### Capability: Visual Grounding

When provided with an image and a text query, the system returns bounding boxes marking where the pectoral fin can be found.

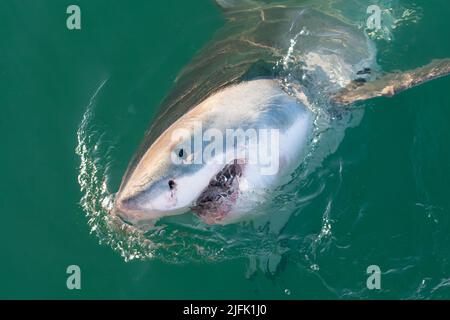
[332,59,450,105]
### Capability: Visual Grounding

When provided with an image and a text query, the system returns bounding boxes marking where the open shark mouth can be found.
[191,160,243,224]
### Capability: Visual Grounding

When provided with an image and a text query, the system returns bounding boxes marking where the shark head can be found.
[113,79,312,227]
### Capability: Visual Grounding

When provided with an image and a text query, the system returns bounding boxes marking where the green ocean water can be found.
[1,0,450,299]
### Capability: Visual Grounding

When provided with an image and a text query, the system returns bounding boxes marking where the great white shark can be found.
[112,0,450,228]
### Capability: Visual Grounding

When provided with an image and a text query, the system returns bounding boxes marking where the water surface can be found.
[1,0,450,299]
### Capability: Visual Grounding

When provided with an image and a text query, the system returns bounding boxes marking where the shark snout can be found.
[112,182,192,225]
[112,193,151,225]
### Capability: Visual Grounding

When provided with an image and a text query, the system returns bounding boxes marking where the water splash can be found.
[76,79,156,262]
[365,4,422,41]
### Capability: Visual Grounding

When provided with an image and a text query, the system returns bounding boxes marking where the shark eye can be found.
[176,148,187,159]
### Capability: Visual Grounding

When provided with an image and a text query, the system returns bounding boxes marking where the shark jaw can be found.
[191,160,243,224]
